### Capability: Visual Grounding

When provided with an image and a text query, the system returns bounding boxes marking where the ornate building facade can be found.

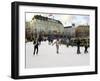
[27,15,64,35]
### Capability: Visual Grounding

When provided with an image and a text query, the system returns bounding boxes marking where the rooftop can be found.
[32,15,63,25]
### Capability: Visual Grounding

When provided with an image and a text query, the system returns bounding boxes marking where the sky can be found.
[26,12,89,27]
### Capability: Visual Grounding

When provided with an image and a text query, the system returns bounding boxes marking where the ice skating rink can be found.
[25,41,90,68]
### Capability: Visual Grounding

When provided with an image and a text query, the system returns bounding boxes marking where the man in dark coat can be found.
[77,38,81,54]
[33,38,39,55]
[84,39,88,54]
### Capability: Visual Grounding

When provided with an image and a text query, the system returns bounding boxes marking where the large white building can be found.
[26,15,64,35]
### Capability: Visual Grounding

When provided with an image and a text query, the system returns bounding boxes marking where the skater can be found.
[38,35,42,45]
[33,38,39,55]
[48,35,53,45]
[66,38,69,47]
[76,38,81,54]
[52,38,61,54]
[84,39,88,54]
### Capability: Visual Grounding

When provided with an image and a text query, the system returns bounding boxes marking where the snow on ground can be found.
[25,40,90,68]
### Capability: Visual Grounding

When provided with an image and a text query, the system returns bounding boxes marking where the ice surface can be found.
[25,41,90,68]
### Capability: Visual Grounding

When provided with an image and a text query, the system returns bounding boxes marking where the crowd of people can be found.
[32,35,89,55]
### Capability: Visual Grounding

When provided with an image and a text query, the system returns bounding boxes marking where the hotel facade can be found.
[26,15,64,36]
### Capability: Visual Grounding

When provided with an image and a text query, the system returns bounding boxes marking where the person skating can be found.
[38,34,42,45]
[84,39,88,54]
[33,38,39,55]
[66,38,69,47]
[48,35,53,45]
[77,38,81,54]
[52,38,61,54]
